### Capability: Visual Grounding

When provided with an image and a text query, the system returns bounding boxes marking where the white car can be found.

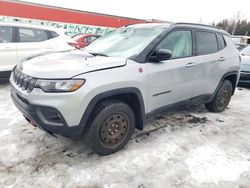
[239,45,250,84]
[0,22,78,80]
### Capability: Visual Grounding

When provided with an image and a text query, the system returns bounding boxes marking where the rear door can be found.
[192,30,222,95]
[16,27,56,63]
[0,26,17,72]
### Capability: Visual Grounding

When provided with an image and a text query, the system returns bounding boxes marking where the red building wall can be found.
[0,0,147,28]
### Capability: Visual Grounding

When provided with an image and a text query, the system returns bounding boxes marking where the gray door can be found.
[146,30,199,113]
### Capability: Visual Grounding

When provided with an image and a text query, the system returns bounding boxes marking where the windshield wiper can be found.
[89,52,109,57]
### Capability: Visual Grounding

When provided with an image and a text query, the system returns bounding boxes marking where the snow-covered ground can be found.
[0,83,250,188]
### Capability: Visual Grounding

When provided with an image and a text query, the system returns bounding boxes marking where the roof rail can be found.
[173,22,222,30]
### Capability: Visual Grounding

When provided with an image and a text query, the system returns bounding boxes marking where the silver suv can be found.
[10,23,240,155]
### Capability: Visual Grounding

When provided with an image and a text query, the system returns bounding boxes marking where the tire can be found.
[206,80,233,112]
[85,100,135,155]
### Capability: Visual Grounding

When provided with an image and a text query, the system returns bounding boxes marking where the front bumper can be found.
[10,70,93,138]
[11,88,83,138]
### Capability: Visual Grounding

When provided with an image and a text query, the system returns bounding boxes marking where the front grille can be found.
[13,67,37,92]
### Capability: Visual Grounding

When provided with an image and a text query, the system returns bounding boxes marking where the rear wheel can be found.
[85,100,135,155]
[206,80,233,112]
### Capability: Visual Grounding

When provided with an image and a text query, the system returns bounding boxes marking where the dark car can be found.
[73,34,100,48]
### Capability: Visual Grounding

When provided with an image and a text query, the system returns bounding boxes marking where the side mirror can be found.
[156,49,172,61]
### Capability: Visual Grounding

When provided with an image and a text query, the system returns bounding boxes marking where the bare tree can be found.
[216,11,246,35]
[231,11,244,35]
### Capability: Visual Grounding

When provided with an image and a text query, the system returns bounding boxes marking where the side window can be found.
[195,31,218,55]
[0,26,13,43]
[84,37,90,43]
[217,34,226,50]
[90,36,98,42]
[157,30,192,59]
[85,36,96,44]
[49,31,59,39]
[19,28,48,42]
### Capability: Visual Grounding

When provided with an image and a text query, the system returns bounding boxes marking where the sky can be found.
[20,0,250,24]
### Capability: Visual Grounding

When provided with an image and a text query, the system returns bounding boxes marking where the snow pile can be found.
[186,144,250,183]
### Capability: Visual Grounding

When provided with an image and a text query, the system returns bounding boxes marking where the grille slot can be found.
[13,67,36,92]
[16,93,30,105]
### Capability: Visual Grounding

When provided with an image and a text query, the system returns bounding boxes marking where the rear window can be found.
[195,31,218,55]
[0,26,13,43]
[19,27,48,42]
[49,31,59,39]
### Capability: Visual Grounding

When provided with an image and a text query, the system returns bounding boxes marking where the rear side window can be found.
[217,34,226,50]
[19,28,48,42]
[195,31,218,55]
[0,26,13,43]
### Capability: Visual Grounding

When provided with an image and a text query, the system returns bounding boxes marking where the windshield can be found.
[84,27,162,58]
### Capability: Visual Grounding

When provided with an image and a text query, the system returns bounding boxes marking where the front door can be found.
[147,30,200,113]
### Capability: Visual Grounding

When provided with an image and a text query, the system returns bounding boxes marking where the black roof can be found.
[126,23,171,29]
[126,22,229,36]
[172,22,229,35]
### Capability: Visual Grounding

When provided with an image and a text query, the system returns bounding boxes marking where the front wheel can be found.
[206,80,233,112]
[85,100,135,155]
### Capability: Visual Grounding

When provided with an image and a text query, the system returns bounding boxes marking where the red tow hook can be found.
[24,116,37,127]
[30,121,37,127]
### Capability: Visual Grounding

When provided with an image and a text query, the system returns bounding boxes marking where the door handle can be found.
[185,62,196,68]
[218,57,225,61]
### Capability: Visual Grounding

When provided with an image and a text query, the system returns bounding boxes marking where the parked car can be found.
[231,35,250,44]
[239,45,250,85]
[0,22,79,81]
[73,34,100,48]
[10,23,240,155]
[234,43,248,51]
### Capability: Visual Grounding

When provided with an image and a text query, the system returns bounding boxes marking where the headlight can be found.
[35,79,85,92]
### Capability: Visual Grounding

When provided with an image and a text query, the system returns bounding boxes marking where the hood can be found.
[17,50,127,79]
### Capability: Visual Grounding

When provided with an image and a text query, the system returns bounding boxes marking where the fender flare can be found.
[78,87,146,134]
[213,71,239,97]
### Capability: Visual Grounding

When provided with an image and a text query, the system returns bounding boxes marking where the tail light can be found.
[67,42,80,49]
